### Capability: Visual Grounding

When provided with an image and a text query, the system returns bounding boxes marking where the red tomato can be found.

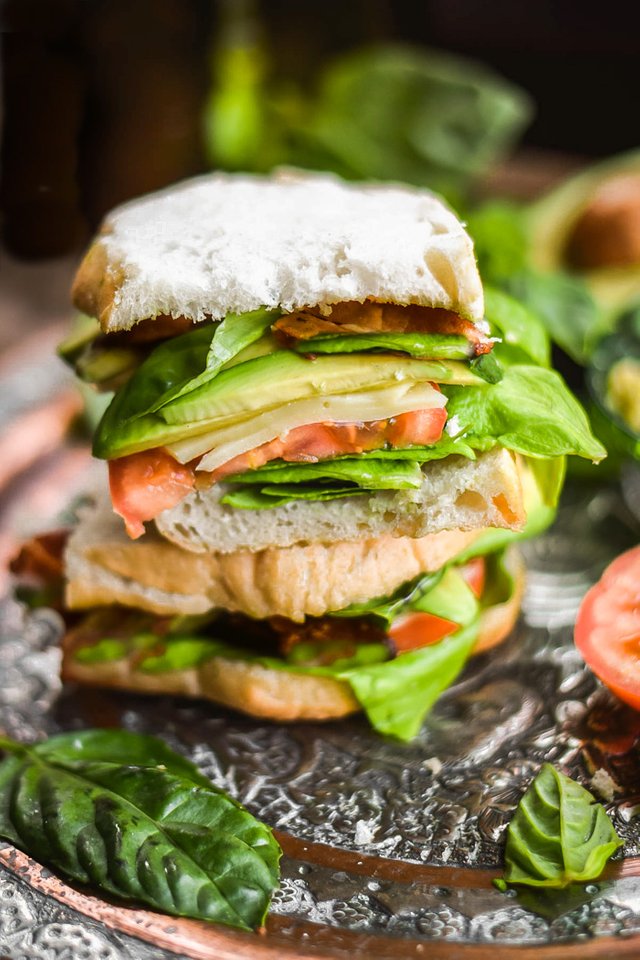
[389,611,458,653]
[109,449,196,539]
[460,556,486,599]
[388,558,486,653]
[575,545,640,710]
[386,407,446,447]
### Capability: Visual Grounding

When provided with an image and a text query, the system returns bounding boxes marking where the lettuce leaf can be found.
[291,332,473,360]
[484,286,550,368]
[335,564,481,630]
[443,366,606,461]
[337,623,478,739]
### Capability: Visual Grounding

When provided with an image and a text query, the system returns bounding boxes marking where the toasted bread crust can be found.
[70,170,484,332]
[62,547,524,723]
[65,496,486,621]
[71,240,126,331]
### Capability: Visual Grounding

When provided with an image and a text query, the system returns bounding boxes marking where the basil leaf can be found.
[96,309,278,430]
[100,324,215,424]
[326,437,482,460]
[227,458,424,489]
[0,730,281,930]
[221,485,366,509]
[502,763,622,888]
[291,332,473,360]
[443,366,606,461]
[470,352,503,383]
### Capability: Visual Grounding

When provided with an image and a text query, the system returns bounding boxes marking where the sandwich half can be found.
[56,170,605,739]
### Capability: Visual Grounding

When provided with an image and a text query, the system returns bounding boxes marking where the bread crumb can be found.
[354,819,377,845]
[591,768,616,802]
[422,756,443,775]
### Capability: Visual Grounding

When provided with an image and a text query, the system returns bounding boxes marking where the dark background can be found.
[1,0,639,260]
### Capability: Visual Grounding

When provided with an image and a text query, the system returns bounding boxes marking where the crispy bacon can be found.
[10,530,68,582]
[273,301,493,356]
[269,615,387,664]
[115,314,199,345]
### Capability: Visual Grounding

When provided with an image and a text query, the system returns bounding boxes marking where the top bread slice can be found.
[72,169,484,332]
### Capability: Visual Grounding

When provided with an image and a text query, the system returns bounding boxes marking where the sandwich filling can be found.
[14,525,521,740]
[64,292,605,540]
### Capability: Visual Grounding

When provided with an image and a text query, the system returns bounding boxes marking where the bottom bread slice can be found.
[66,493,486,621]
[62,547,525,722]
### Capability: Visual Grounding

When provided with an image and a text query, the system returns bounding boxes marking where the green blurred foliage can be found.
[204,15,532,204]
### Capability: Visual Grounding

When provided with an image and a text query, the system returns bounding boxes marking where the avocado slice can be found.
[94,352,481,460]
[527,149,640,314]
[587,303,640,451]
[57,313,101,364]
[158,352,480,426]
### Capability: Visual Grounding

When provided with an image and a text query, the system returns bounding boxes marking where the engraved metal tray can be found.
[2,332,640,959]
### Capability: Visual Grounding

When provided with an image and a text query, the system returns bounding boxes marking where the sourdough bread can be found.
[72,169,484,332]
[155,447,524,554]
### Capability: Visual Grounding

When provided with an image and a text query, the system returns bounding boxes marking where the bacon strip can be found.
[273,301,493,355]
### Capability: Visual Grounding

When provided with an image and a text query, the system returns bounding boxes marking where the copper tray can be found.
[2,329,640,960]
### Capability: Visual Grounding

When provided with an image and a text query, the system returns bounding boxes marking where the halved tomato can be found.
[575,545,640,711]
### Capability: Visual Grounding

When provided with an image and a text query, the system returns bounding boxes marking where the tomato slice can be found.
[459,556,486,599]
[575,545,640,710]
[388,558,486,653]
[389,611,458,653]
[108,405,447,536]
[109,449,196,539]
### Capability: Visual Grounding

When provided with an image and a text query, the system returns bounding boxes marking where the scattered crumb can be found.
[354,820,377,845]
[591,768,617,802]
[422,756,443,775]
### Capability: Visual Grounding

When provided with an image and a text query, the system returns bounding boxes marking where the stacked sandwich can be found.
[58,170,604,739]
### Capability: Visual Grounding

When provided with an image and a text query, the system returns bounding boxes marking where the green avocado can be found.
[57,313,101,364]
[157,352,479,425]
[94,351,480,460]
[527,149,640,314]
